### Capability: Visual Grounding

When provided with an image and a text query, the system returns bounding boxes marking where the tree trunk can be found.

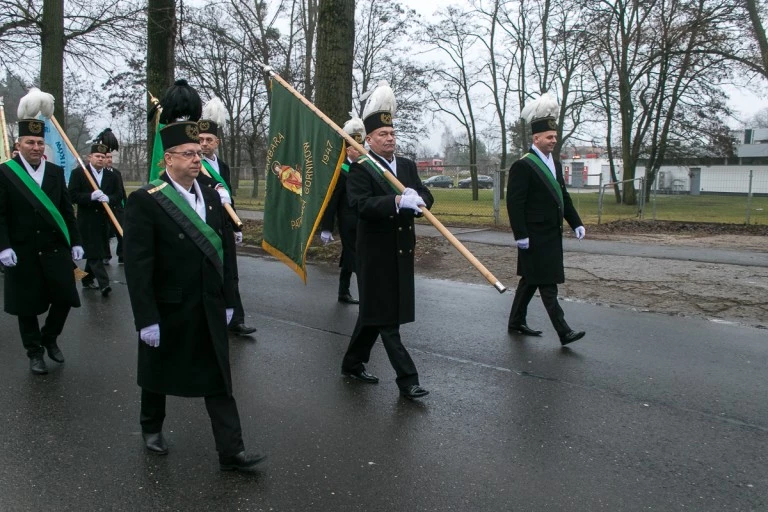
[146,0,176,180]
[40,0,65,127]
[315,0,354,126]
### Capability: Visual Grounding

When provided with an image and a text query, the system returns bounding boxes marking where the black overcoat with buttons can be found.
[123,173,237,397]
[0,157,81,315]
[506,150,582,285]
[346,154,433,326]
[68,165,122,259]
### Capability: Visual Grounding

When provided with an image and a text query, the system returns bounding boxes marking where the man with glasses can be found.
[123,80,264,472]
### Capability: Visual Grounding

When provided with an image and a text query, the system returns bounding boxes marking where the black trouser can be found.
[508,277,570,336]
[83,258,109,290]
[338,268,355,296]
[17,304,71,358]
[228,280,246,328]
[140,389,245,457]
[341,318,419,390]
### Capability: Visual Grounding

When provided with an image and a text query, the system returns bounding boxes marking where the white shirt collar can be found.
[370,150,397,176]
[531,145,557,178]
[167,174,206,221]
[19,154,45,186]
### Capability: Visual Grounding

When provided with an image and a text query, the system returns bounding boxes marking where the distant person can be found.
[0,117,84,374]
[102,133,126,264]
[68,141,122,296]
[319,116,365,305]
[506,93,586,346]
[198,99,257,337]
[340,82,434,400]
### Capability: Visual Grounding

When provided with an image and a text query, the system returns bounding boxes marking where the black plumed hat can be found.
[158,80,203,150]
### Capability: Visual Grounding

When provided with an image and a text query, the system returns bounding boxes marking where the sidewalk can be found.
[238,209,768,268]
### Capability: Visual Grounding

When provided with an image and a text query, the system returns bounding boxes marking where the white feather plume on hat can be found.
[17,87,55,119]
[361,80,396,119]
[342,112,366,138]
[202,97,228,126]
[520,92,559,123]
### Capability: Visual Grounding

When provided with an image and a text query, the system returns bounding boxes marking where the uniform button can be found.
[398,227,402,231]
[178,233,185,239]
[398,250,403,254]
[389,216,394,219]
[53,249,58,252]
[409,249,412,254]
[408,226,412,231]
[36,230,40,234]
[38,251,42,255]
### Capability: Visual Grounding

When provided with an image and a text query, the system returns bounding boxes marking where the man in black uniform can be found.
[506,95,587,346]
[198,101,257,337]
[102,131,127,264]
[319,116,365,305]
[340,83,433,400]
[68,142,122,296]
[124,80,264,472]
[0,118,84,374]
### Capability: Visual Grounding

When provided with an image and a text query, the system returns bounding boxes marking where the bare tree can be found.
[147,0,176,179]
[315,0,354,126]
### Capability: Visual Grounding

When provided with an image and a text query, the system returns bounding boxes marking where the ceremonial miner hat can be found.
[199,97,227,136]
[93,128,119,154]
[158,79,203,150]
[520,92,560,134]
[18,119,45,138]
[361,80,396,135]
[342,113,366,144]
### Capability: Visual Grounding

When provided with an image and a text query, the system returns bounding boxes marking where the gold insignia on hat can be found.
[353,133,363,144]
[198,120,210,131]
[381,113,392,125]
[29,121,43,134]
[186,124,200,140]
[98,144,108,153]
[547,119,557,130]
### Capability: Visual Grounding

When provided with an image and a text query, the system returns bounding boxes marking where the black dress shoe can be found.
[341,368,379,384]
[560,330,586,346]
[219,451,266,472]
[228,324,257,336]
[30,356,48,375]
[401,384,429,400]
[101,286,112,297]
[338,293,359,305]
[142,432,168,455]
[508,323,543,336]
[45,343,65,363]
[82,281,99,290]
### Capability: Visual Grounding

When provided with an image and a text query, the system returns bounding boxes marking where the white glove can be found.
[398,193,426,213]
[516,238,530,250]
[0,248,17,267]
[574,226,586,240]
[402,187,419,197]
[91,190,108,202]
[320,230,334,245]
[140,324,160,347]
[97,192,109,203]
[226,308,234,325]
[234,231,243,245]
[71,245,84,260]
[215,184,232,205]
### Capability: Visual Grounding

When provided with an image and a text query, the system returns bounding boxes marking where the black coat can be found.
[320,163,357,272]
[68,166,122,258]
[123,173,237,397]
[346,154,433,325]
[506,150,582,285]
[0,157,81,315]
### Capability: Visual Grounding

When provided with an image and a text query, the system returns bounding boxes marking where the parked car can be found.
[423,175,455,188]
[458,175,494,189]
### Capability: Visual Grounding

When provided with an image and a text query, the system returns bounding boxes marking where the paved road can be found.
[0,255,766,511]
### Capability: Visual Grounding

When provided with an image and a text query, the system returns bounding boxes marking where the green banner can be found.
[148,122,166,182]
[262,79,344,282]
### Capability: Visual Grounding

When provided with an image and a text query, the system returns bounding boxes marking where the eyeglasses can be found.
[167,150,203,159]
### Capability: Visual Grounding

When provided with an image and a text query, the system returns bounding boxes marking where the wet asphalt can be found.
[0,250,766,511]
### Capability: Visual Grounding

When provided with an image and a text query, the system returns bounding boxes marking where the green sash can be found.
[523,152,563,206]
[356,155,399,193]
[3,159,71,245]
[147,179,224,276]
[201,159,231,195]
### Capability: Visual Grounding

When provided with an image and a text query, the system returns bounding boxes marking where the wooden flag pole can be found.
[266,70,506,293]
[47,115,123,237]
[148,92,244,230]
[0,97,10,158]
